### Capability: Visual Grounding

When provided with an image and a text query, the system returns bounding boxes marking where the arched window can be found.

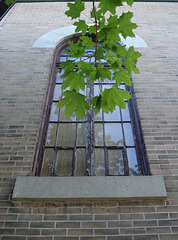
[33,36,150,177]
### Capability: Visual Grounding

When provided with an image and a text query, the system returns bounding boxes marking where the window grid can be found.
[40,45,144,177]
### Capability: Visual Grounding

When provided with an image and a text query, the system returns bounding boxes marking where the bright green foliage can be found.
[5,0,14,6]
[65,0,84,19]
[118,12,137,38]
[57,90,89,120]
[58,0,142,119]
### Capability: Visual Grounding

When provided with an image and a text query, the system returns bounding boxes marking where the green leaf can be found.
[90,9,103,20]
[58,90,89,120]
[61,60,75,73]
[5,0,14,6]
[61,71,85,91]
[99,0,123,15]
[74,20,88,35]
[80,36,94,50]
[105,50,122,71]
[113,69,131,86]
[91,95,102,115]
[65,0,84,19]
[125,0,134,6]
[66,40,85,58]
[118,11,137,38]
[124,46,142,73]
[101,86,131,113]
[94,47,105,60]
[89,25,96,35]
[96,64,111,82]
[77,62,97,81]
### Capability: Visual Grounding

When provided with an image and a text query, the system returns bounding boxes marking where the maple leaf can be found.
[80,36,94,50]
[91,95,102,115]
[118,11,137,38]
[77,62,97,81]
[96,64,111,82]
[124,46,142,73]
[105,50,122,71]
[113,69,131,86]
[65,0,84,19]
[61,71,85,91]
[65,40,85,58]
[58,90,89,120]
[74,20,88,35]
[99,0,123,15]
[101,86,131,113]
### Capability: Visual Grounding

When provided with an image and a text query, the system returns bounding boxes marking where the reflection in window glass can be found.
[104,106,121,121]
[105,123,123,146]
[46,123,57,146]
[127,148,140,175]
[41,149,53,176]
[77,123,86,146]
[123,123,134,146]
[95,148,105,176]
[60,107,76,122]
[53,85,62,101]
[122,104,131,121]
[58,123,76,146]
[95,123,103,146]
[108,149,124,175]
[50,102,59,121]
[56,150,73,176]
[75,148,85,176]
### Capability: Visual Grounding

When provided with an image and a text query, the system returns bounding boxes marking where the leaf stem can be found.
[92,0,98,67]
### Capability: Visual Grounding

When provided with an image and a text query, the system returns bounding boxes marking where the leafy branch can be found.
[58,0,142,120]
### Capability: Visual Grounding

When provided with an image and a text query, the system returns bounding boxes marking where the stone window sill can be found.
[12,175,167,201]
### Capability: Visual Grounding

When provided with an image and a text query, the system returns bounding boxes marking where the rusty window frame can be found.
[33,37,151,177]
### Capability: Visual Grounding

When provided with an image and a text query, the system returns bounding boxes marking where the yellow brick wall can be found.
[0,2,178,240]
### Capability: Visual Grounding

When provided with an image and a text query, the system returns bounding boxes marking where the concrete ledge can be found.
[12,176,167,201]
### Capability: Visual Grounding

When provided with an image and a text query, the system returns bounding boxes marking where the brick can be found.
[30,222,55,228]
[159,234,178,240]
[94,229,119,235]
[82,221,106,228]
[94,214,118,221]
[120,227,146,235]
[56,221,80,228]
[68,229,93,236]
[16,229,40,235]
[43,214,68,221]
[41,229,66,235]
[69,215,93,221]
[133,235,159,240]
[108,221,132,228]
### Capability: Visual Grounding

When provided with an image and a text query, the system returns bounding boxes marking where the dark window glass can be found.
[34,39,150,177]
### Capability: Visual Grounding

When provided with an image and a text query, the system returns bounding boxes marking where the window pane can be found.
[95,110,102,121]
[50,102,59,121]
[104,106,121,121]
[41,149,53,176]
[75,148,85,176]
[46,123,57,146]
[127,148,140,176]
[108,149,124,175]
[59,107,76,122]
[77,123,86,146]
[56,150,73,176]
[95,148,105,176]
[121,104,130,121]
[56,69,64,83]
[123,123,134,146]
[58,123,76,146]
[105,123,123,146]
[53,85,62,101]
[95,123,103,146]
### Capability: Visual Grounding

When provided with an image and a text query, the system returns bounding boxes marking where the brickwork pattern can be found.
[0,2,178,239]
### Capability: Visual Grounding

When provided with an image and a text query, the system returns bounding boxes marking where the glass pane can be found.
[56,69,65,83]
[60,107,76,122]
[77,123,86,146]
[104,106,121,121]
[50,102,59,121]
[95,123,104,146]
[75,148,85,176]
[105,123,123,146]
[95,110,102,121]
[58,123,76,146]
[41,149,53,176]
[127,148,140,176]
[53,85,62,101]
[46,123,57,146]
[95,148,105,176]
[121,104,130,121]
[108,149,124,175]
[56,150,73,176]
[123,123,135,146]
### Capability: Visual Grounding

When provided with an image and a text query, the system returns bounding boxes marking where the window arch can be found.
[33,36,150,177]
